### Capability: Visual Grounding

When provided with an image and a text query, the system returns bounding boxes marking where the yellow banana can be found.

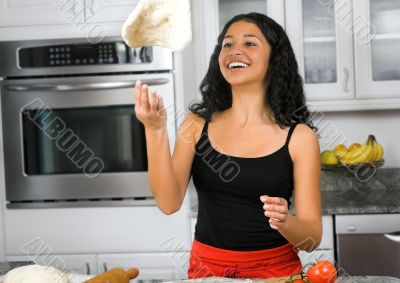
[369,137,379,162]
[340,135,375,165]
[338,143,360,163]
[369,135,384,162]
[374,141,384,161]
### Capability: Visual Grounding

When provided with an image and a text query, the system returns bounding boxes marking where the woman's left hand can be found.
[260,195,290,230]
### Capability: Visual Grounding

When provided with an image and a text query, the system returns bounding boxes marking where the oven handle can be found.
[4,78,170,92]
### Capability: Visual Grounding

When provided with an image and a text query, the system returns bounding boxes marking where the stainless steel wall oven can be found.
[0,37,176,208]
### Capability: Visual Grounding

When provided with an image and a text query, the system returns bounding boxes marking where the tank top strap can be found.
[284,123,299,146]
[201,120,209,135]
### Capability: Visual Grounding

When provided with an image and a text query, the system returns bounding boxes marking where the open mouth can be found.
[228,61,250,70]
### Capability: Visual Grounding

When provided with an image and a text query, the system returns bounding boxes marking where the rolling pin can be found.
[83,267,139,283]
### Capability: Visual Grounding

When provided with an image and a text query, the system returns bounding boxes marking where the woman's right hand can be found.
[134,80,167,132]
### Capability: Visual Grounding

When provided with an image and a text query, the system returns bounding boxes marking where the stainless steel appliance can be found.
[0,37,176,208]
[336,214,400,277]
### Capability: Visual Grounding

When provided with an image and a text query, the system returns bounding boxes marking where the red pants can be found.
[188,240,302,279]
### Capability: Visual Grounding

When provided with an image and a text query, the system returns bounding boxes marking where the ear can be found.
[122,0,192,52]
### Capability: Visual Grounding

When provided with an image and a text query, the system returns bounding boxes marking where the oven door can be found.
[1,72,175,208]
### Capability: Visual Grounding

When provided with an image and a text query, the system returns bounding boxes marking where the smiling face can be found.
[218,20,272,87]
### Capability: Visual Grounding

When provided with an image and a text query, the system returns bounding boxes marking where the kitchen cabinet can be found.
[285,0,354,102]
[0,0,138,40]
[354,0,400,99]
[84,0,139,23]
[286,0,400,111]
[0,0,85,26]
[6,254,98,275]
[98,253,189,280]
[4,206,191,255]
[0,0,138,27]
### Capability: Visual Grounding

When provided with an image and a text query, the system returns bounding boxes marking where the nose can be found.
[229,47,243,56]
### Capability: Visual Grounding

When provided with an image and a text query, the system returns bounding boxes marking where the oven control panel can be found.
[18,42,153,68]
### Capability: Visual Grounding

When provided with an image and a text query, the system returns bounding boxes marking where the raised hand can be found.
[134,80,167,131]
[260,195,290,230]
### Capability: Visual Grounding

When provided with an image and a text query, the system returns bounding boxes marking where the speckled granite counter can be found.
[320,168,400,215]
[336,276,400,282]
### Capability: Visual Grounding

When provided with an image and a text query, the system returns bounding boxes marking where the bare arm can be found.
[261,124,322,252]
[135,81,201,214]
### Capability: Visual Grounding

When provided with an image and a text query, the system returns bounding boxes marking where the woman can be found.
[135,12,322,279]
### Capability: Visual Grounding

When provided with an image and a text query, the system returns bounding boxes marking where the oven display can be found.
[18,42,153,68]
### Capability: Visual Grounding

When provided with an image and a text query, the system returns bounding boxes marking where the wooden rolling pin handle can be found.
[126,268,140,279]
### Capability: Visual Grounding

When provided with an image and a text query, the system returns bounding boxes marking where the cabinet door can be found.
[0,0,85,26]
[298,249,335,267]
[354,0,400,98]
[319,215,334,250]
[98,253,190,280]
[286,0,354,101]
[6,254,97,275]
[84,0,139,23]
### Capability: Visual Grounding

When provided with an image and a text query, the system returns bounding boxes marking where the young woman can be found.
[135,13,321,279]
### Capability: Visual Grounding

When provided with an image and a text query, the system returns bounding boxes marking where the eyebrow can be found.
[223,34,262,41]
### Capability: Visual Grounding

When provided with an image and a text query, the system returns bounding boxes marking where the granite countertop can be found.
[190,168,400,217]
[320,168,400,215]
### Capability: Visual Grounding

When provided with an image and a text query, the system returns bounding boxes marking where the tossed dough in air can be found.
[121,0,192,52]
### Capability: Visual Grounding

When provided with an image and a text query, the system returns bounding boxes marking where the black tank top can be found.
[190,120,298,251]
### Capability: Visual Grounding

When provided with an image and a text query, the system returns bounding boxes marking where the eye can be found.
[245,42,256,47]
[223,42,232,48]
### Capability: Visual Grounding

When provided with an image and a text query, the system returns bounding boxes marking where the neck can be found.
[227,83,271,128]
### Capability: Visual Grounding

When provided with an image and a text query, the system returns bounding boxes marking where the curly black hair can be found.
[188,12,317,131]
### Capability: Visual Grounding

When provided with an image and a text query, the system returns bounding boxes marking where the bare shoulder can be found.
[289,123,320,161]
[177,112,206,145]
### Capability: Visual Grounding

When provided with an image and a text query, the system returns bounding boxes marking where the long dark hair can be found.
[188,12,317,131]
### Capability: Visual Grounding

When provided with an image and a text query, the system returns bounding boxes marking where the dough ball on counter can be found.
[4,264,70,283]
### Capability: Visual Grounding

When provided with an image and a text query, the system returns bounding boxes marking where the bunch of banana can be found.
[336,135,384,165]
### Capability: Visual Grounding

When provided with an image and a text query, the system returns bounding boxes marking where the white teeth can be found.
[228,61,249,69]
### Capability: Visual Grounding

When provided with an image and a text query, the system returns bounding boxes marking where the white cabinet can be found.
[285,0,354,101]
[6,254,98,275]
[0,0,138,40]
[84,0,139,23]
[0,0,85,26]
[354,0,400,99]
[0,0,137,27]
[97,253,189,280]
[298,215,335,267]
[4,206,190,255]
[286,0,400,111]
[190,217,197,242]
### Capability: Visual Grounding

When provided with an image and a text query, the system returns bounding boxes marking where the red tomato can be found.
[292,280,307,283]
[306,260,337,283]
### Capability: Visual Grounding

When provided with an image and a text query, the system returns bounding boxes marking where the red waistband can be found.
[191,239,298,263]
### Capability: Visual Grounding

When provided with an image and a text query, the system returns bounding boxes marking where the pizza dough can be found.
[3,264,70,283]
[121,0,192,52]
